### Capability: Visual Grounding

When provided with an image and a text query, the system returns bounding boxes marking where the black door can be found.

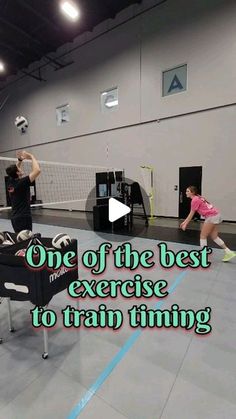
[179,166,202,219]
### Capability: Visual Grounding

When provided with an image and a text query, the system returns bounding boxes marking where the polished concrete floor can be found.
[0,215,235,419]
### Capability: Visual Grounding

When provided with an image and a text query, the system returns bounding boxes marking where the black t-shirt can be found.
[7,176,32,218]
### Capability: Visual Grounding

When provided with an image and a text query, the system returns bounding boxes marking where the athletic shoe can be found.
[222,251,236,262]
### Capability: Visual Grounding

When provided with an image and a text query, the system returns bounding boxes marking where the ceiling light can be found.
[60,1,79,21]
[0,61,5,72]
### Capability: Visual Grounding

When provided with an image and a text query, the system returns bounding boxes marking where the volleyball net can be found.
[0,156,122,211]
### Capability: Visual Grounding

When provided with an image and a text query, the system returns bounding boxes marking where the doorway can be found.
[179,166,202,219]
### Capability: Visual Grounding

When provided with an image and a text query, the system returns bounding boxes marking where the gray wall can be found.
[0,0,235,220]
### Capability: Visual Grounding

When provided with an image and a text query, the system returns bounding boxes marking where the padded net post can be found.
[140,165,157,219]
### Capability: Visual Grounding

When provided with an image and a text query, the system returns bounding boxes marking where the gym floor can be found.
[2,209,236,247]
[0,214,235,419]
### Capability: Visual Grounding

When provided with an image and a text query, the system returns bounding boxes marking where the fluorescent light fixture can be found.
[0,61,5,72]
[60,1,79,21]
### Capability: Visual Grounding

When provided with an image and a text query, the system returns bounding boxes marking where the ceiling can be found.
[0,0,143,83]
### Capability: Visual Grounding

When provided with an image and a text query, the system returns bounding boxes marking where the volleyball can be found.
[17,230,33,242]
[52,233,71,249]
[14,115,28,133]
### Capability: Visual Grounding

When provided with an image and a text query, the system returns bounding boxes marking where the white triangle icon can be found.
[109,198,131,222]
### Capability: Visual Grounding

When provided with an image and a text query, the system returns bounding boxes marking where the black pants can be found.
[11,216,32,233]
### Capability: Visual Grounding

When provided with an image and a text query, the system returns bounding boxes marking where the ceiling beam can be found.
[21,68,46,82]
[15,0,61,33]
[0,16,49,49]
[0,40,34,60]
[0,16,67,69]
[103,0,117,19]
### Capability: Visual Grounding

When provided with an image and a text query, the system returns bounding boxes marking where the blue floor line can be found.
[67,270,187,419]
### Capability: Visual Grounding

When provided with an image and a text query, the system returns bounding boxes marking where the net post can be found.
[140,165,157,220]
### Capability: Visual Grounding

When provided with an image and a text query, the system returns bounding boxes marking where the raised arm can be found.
[20,151,41,182]
[16,150,24,170]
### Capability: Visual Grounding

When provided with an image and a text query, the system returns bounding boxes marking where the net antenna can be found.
[0,156,120,211]
[140,165,157,220]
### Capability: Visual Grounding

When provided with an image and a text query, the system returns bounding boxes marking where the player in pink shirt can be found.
[180,186,236,262]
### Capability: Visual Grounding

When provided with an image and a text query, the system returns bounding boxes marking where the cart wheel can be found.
[0,338,3,344]
[42,352,48,360]
[9,328,15,333]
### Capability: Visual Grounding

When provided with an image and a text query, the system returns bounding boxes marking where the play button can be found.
[85,175,150,241]
[109,198,131,222]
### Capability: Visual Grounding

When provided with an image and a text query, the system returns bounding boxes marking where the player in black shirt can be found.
[6,151,41,233]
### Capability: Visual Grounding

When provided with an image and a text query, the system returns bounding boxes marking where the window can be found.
[101,87,118,112]
[56,104,70,126]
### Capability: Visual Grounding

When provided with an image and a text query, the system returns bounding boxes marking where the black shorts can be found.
[11,216,32,233]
